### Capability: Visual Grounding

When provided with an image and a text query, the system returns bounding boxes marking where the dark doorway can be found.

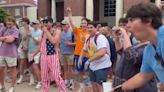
[56,2,64,22]
[94,0,100,21]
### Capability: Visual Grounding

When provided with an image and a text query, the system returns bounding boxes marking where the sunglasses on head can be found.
[43,20,49,24]
[155,52,164,68]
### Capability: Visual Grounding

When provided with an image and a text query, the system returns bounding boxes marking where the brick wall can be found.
[38,0,51,18]
[123,0,150,13]
[64,0,85,16]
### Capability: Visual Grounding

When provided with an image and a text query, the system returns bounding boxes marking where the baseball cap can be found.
[61,20,69,25]
[42,16,53,23]
[32,20,40,25]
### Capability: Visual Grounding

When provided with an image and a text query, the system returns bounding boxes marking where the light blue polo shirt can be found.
[141,26,164,83]
[28,29,42,54]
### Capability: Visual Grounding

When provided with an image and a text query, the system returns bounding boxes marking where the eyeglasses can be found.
[155,52,164,68]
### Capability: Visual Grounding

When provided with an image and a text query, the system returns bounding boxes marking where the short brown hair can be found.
[81,17,90,23]
[5,16,16,25]
[21,17,30,24]
[126,3,162,29]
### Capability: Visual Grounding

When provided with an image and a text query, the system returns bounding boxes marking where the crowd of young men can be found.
[0,2,164,92]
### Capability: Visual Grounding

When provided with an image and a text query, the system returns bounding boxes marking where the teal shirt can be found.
[141,26,164,83]
[28,29,42,54]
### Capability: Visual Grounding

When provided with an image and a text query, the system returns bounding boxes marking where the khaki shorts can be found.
[28,53,40,64]
[18,48,28,59]
[60,54,74,65]
[0,56,17,67]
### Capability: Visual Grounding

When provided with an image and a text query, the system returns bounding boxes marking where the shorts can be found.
[89,68,109,85]
[28,53,40,64]
[60,54,74,65]
[0,56,17,67]
[18,48,27,59]
[74,55,89,72]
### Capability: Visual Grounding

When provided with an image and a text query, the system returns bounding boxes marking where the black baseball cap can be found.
[42,16,53,23]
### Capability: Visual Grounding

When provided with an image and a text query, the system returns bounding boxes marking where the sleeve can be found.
[157,26,164,59]
[158,33,164,60]
[124,44,145,65]
[10,29,19,38]
[37,31,43,38]
[140,48,153,73]
[96,35,108,50]
[83,41,87,51]
[0,28,4,36]
[73,27,79,35]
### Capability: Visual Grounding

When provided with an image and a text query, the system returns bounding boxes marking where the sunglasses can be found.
[43,20,49,24]
[155,52,164,68]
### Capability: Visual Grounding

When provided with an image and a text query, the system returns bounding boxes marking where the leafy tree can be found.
[0,8,11,23]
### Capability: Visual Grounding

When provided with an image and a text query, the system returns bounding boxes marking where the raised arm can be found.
[67,7,76,30]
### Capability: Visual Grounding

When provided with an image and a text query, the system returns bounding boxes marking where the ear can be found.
[145,18,152,27]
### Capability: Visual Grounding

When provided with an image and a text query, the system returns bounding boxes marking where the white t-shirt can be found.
[83,34,112,71]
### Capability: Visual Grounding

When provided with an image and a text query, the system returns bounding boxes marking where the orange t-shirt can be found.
[73,27,90,58]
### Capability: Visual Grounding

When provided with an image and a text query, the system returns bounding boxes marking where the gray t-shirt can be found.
[60,30,74,54]
[83,34,112,71]
[0,27,19,57]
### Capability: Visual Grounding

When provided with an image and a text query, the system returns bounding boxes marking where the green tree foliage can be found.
[0,8,11,23]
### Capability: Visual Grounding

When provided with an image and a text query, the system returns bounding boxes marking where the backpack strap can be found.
[86,32,100,45]
[94,32,100,45]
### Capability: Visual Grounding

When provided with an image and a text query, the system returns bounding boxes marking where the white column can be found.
[22,6,25,17]
[155,0,161,8]
[116,0,123,25]
[86,0,94,21]
[51,0,56,22]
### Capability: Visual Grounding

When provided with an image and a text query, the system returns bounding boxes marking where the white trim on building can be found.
[86,0,94,21]
[51,0,56,22]
[0,3,35,7]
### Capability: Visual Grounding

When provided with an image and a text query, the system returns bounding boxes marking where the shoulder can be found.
[74,27,81,32]
[54,28,61,35]
[97,34,107,40]
[143,43,153,56]
[38,29,43,33]
[158,25,164,35]
[12,27,19,32]
[0,27,6,32]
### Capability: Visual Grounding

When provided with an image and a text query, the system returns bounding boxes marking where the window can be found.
[104,0,116,17]
[15,8,20,16]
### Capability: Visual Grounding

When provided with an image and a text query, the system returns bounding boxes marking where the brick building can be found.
[38,0,163,27]
[0,0,36,22]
